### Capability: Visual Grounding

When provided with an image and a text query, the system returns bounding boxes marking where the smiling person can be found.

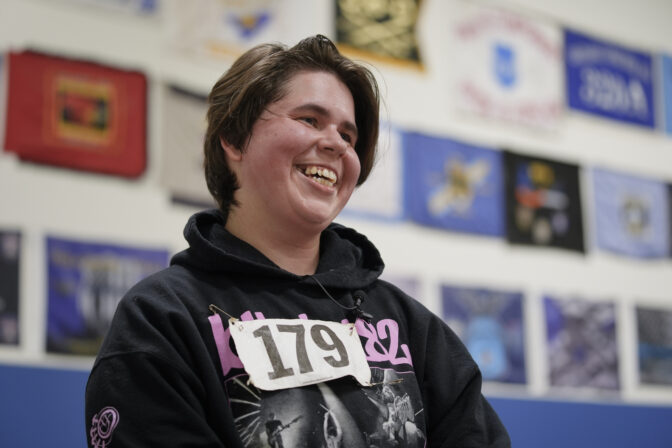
[85,35,510,448]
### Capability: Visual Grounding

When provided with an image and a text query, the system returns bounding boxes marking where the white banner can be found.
[159,85,215,206]
[167,0,285,58]
[341,123,404,221]
[449,2,563,130]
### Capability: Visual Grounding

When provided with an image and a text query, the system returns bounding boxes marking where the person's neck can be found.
[225,208,322,276]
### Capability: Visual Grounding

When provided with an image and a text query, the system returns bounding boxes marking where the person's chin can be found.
[293,205,338,229]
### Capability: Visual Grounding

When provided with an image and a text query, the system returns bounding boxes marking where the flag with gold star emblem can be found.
[404,131,504,237]
[168,0,285,59]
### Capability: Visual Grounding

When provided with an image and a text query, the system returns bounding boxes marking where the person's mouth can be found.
[298,165,337,187]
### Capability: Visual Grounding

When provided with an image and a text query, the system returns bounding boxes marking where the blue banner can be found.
[637,306,672,386]
[441,284,526,384]
[403,132,504,236]
[592,167,669,258]
[46,236,169,355]
[565,29,655,128]
[662,54,672,135]
[544,295,619,390]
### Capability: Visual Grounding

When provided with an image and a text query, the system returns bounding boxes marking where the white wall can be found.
[1,0,671,405]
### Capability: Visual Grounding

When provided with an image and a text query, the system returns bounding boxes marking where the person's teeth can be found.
[301,166,336,185]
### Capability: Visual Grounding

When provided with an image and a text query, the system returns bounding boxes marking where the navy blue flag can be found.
[544,295,619,390]
[565,29,655,128]
[592,167,669,258]
[0,230,21,345]
[46,236,169,355]
[637,306,672,386]
[663,54,672,135]
[404,132,504,237]
[441,285,526,384]
[504,151,584,252]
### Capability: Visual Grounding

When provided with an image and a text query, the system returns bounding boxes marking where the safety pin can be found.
[208,304,236,320]
[368,378,405,387]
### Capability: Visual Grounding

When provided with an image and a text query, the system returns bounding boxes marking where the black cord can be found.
[310,276,372,323]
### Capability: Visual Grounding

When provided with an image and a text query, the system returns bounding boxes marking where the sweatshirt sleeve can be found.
[85,352,225,448]
[416,314,511,448]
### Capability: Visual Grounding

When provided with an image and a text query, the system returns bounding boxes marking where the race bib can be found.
[228,318,372,391]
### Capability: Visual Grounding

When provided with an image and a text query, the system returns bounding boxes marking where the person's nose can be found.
[318,125,347,156]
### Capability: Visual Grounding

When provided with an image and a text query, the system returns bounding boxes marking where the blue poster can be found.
[54,0,159,15]
[403,132,504,237]
[565,29,655,128]
[637,306,672,386]
[46,236,169,355]
[592,167,669,258]
[544,295,619,390]
[441,285,526,384]
[662,54,672,135]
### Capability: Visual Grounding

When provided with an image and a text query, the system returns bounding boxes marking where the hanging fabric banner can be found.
[544,295,619,391]
[47,0,160,15]
[341,123,404,221]
[335,0,423,67]
[4,50,147,177]
[159,84,215,207]
[449,2,563,130]
[662,54,672,136]
[46,236,169,356]
[565,29,655,128]
[636,305,672,386]
[168,0,283,59]
[592,167,669,258]
[404,131,504,237]
[0,230,21,345]
[441,284,526,384]
[504,150,584,252]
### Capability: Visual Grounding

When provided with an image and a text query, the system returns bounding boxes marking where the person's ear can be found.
[220,136,242,162]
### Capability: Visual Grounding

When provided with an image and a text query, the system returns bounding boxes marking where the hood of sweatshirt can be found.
[171,209,384,291]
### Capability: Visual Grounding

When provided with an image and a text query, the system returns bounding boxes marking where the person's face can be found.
[224,70,360,233]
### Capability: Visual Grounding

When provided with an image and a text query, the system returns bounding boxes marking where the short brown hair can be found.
[203,34,380,214]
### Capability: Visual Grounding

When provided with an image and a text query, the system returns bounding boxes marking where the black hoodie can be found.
[85,209,510,448]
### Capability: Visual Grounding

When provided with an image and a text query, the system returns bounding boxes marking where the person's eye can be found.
[299,116,317,126]
[339,132,353,144]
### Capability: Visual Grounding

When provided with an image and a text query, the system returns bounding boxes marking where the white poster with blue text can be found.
[449,2,563,130]
[565,29,655,129]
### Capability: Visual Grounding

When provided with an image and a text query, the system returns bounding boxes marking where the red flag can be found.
[4,50,147,177]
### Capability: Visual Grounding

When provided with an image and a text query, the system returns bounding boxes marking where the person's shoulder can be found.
[116,264,201,313]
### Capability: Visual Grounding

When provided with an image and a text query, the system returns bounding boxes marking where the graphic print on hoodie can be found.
[209,308,427,448]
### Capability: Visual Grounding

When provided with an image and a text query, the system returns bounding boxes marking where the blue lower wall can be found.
[1,363,671,447]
